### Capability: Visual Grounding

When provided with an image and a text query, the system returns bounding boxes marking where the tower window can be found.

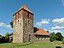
[18,20,19,24]
[18,13,20,18]
[28,21,29,23]
[18,20,19,22]
[23,18,24,19]
[29,34,31,42]
[27,13,29,18]
[20,23,21,25]
[15,21,17,25]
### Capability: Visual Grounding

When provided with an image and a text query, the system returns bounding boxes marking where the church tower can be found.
[13,5,34,43]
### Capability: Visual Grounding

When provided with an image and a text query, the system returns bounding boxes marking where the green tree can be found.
[50,32,56,42]
[10,22,13,28]
[55,32,63,41]
[5,32,9,42]
[0,35,2,36]
[47,30,49,33]
[0,35,2,37]
[62,38,64,44]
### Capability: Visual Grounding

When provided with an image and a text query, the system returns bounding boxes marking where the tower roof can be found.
[18,5,32,13]
[13,5,33,16]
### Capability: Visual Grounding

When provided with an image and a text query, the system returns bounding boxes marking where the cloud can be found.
[0,22,12,29]
[0,22,6,27]
[51,26,64,30]
[49,25,64,36]
[49,29,64,36]
[52,17,64,26]
[49,29,62,33]
[44,29,48,31]
[52,17,64,36]
[36,19,50,26]
[6,25,12,29]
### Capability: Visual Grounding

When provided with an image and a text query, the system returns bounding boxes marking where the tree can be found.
[0,35,2,38]
[10,22,13,28]
[55,32,63,41]
[62,38,64,44]
[50,32,56,42]
[47,30,49,33]
[5,32,9,42]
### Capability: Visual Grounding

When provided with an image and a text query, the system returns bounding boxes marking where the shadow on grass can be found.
[0,42,33,48]
[9,42,33,48]
[15,42,32,46]
[0,42,9,44]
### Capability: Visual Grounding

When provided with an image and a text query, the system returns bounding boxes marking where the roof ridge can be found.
[18,5,32,13]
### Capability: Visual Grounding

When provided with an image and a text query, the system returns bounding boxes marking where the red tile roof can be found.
[34,28,49,35]
[13,5,34,21]
[13,5,33,16]
[18,5,32,13]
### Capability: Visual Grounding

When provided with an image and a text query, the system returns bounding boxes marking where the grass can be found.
[0,41,64,48]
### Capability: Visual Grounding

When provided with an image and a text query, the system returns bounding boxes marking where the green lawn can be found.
[0,41,64,48]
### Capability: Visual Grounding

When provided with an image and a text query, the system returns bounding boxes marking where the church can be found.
[12,5,49,43]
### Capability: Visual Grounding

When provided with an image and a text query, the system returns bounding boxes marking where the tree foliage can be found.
[55,32,63,41]
[10,22,13,28]
[47,30,49,33]
[62,38,64,44]
[50,32,55,42]
[0,35,2,38]
[5,32,9,42]
[50,32,63,42]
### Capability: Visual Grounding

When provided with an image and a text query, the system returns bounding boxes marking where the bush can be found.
[5,32,9,42]
[50,36,55,42]
[50,32,55,42]
[0,36,6,43]
[62,39,64,44]
[55,32,63,41]
[50,32,63,42]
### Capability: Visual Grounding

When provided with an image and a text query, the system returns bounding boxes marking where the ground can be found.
[0,41,64,48]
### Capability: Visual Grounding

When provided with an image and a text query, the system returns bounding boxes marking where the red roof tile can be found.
[18,5,32,13]
[13,5,33,16]
[34,28,49,35]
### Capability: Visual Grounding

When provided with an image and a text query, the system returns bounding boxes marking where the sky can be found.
[0,0,64,36]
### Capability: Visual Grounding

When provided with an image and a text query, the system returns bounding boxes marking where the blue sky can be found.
[0,0,64,36]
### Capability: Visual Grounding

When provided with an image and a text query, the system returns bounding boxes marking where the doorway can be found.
[29,34,31,42]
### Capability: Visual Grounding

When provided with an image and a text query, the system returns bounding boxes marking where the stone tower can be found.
[13,5,34,43]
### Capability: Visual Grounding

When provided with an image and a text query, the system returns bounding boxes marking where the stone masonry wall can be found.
[13,8,34,43]
[23,18,34,43]
[13,11,23,43]
[22,10,34,43]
